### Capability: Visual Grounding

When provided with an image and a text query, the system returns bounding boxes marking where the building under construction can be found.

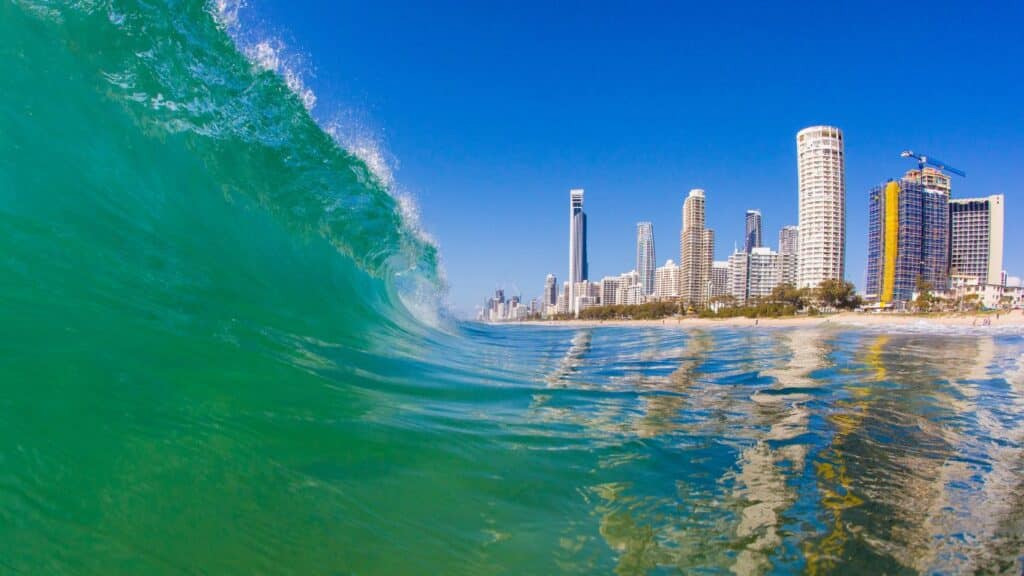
[866,169,951,305]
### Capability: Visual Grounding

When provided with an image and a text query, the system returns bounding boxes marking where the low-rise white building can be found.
[948,275,1023,309]
[728,247,782,304]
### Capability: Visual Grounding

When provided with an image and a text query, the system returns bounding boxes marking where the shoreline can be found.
[486,309,1024,330]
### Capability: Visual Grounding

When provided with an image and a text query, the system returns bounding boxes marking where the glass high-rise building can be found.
[568,188,588,311]
[635,222,656,296]
[866,176,950,304]
[744,210,762,253]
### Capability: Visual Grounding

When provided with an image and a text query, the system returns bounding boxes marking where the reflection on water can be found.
[7,320,1021,574]
[508,326,1024,574]
[731,329,828,575]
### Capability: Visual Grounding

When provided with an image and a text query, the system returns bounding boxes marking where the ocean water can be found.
[3,1,1024,574]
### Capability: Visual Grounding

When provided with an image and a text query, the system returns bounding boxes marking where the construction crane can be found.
[900,150,966,178]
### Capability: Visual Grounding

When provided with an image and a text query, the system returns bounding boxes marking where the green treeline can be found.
[577,301,679,320]
[567,280,861,321]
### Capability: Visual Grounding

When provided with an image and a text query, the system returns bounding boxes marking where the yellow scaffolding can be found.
[880,181,899,306]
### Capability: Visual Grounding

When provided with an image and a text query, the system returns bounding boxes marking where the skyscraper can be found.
[679,189,713,306]
[568,188,588,312]
[635,222,656,296]
[866,176,950,305]
[796,126,846,288]
[744,209,762,253]
[778,225,799,286]
[543,274,558,306]
[949,195,1004,286]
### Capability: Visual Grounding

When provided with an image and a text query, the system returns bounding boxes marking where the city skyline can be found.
[480,124,1016,316]
[475,131,1018,316]
[235,1,1024,314]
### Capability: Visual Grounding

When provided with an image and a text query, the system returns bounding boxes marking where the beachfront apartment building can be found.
[728,247,781,304]
[679,189,713,306]
[949,194,1004,286]
[796,126,846,288]
[653,260,680,300]
[865,174,950,305]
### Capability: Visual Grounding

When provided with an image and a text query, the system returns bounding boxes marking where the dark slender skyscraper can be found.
[568,188,588,308]
[635,222,655,296]
[744,209,762,253]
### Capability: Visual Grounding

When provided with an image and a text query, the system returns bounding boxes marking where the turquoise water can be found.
[3,1,1024,574]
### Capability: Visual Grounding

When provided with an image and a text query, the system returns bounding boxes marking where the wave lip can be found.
[4,0,447,334]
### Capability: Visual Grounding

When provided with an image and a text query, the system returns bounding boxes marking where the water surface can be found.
[2,1,1023,573]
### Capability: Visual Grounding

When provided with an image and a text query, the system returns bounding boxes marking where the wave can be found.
[3,0,443,336]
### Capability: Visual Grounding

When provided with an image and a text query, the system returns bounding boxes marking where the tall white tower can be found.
[796,126,846,288]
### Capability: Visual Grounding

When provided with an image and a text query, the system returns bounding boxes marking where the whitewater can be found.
[2,1,1023,574]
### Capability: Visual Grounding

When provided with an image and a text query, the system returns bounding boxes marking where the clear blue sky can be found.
[239,1,1023,316]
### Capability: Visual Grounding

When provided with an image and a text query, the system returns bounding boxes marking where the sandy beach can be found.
[510,309,1024,330]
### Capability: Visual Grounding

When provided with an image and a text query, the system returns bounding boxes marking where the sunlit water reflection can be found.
[484,325,1024,574]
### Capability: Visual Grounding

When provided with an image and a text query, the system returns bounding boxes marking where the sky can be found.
[239,1,1024,316]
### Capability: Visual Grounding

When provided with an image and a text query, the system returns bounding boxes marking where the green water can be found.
[3,2,1024,574]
